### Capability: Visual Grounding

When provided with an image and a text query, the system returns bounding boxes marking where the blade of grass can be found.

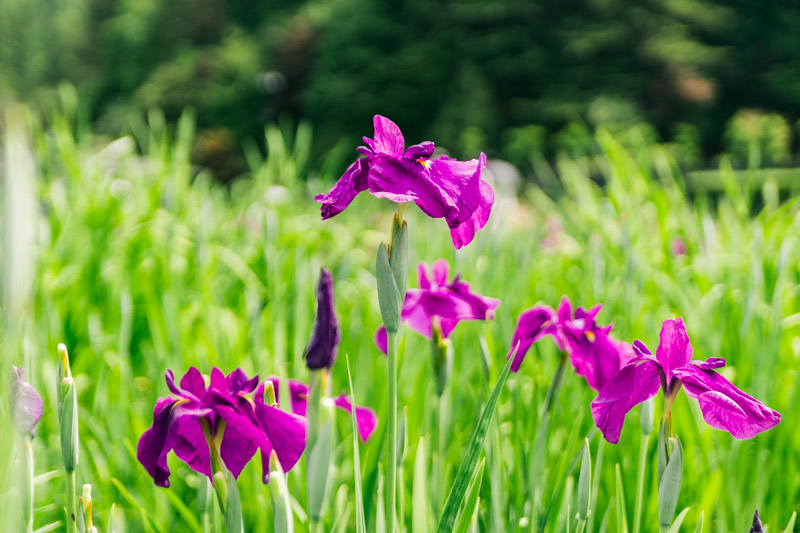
[345,355,367,533]
[436,351,513,533]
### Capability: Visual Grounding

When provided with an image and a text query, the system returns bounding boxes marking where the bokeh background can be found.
[1,1,799,532]
[3,0,800,181]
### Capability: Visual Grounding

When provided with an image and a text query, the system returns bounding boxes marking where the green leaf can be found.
[397,407,408,468]
[376,470,386,533]
[224,471,244,533]
[413,437,429,533]
[656,420,667,487]
[666,507,690,533]
[345,355,367,533]
[576,438,592,521]
[436,351,513,533]
[306,413,333,520]
[658,437,683,529]
[615,464,629,533]
[783,511,797,533]
[376,243,401,332]
[693,510,704,533]
[453,458,485,533]
[389,217,408,297]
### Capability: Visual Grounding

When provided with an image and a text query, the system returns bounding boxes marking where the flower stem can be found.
[633,432,650,533]
[386,329,398,533]
[66,470,77,533]
[542,354,567,416]
[23,441,34,533]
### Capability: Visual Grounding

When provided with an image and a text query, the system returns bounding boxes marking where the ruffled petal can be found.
[367,154,429,204]
[370,115,405,157]
[672,364,780,439]
[507,306,559,372]
[450,177,494,249]
[655,318,693,387]
[591,358,662,443]
[403,141,434,160]
[137,398,213,486]
[333,393,378,443]
[415,154,483,226]
[315,159,369,220]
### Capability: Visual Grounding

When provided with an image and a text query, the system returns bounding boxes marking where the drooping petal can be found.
[450,177,494,249]
[672,364,780,439]
[137,398,213,487]
[315,159,369,220]
[370,115,405,157]
[655,318,693,387]
[507,306,559,372]
[415,155,483,226]
[11,366,43,437]
[255,402,307,483]
[207,390,264,480]
[304,268,340,370]
[333,393,378,443]
[591,358,662,443]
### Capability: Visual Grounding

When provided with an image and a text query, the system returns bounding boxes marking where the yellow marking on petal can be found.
[417,158,432,169]
[585,331,596,343]
[170,398,189,412]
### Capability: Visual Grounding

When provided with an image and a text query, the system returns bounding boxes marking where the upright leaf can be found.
[453,459,485,533]
[413,437,429,533]
[436,352,513,533]
[345,355,367,533]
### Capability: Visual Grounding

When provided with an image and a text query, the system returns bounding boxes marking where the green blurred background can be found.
[3,0,800,180]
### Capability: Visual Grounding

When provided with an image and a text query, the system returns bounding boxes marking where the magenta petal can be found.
[672,365,780,439]
[255,403,307,482]
[374,326,389,355]
[566,333,630,391]
[655,318,693,387]
[263,377,309,416]
[404,141,434,160]
[450,178,494,249]
[371,115,405,157]
[218,417,262,479]
[171,408,213,481]
[333,394,378,443]
[137,398,214,487]
[368,154,428,204]
[694,357,726,370]
[507,305,558,372]
[417,154,483,226]
[591,359,662,443]
[315,159,369,220]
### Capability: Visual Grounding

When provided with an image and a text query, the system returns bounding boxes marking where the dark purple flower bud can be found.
[304,268,340,370]
[749,510,763,533]
[10,366,43,438]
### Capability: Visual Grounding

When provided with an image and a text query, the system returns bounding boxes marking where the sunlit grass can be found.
[2,100,798,532]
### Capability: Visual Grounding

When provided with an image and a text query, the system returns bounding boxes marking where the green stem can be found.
[387,329,398,533]
[23,441,34,533]
[542,354,567,416]
[633,433,650,533]
[587,439,604,533]
[66,470,77,533]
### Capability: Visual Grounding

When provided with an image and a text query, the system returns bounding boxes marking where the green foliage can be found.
[1,107,799,532]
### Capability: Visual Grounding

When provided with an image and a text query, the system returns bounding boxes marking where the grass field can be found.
[2,99,799,532]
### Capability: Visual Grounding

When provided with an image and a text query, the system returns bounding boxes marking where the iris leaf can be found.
[436,351,513,533]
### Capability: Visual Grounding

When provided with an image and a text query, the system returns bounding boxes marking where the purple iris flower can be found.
[314,115,494,249]
[591,318,781,444]
[304,268,340,370]
[267,377,377,443]
[507,296,635,391]
[10,366,43,438]
[137,367,306,487]
[374,259,500,354]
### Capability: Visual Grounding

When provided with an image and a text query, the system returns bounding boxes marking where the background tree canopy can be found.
[2,0,800,175]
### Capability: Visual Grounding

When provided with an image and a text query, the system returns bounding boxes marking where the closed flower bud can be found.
[10,366,43,438]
